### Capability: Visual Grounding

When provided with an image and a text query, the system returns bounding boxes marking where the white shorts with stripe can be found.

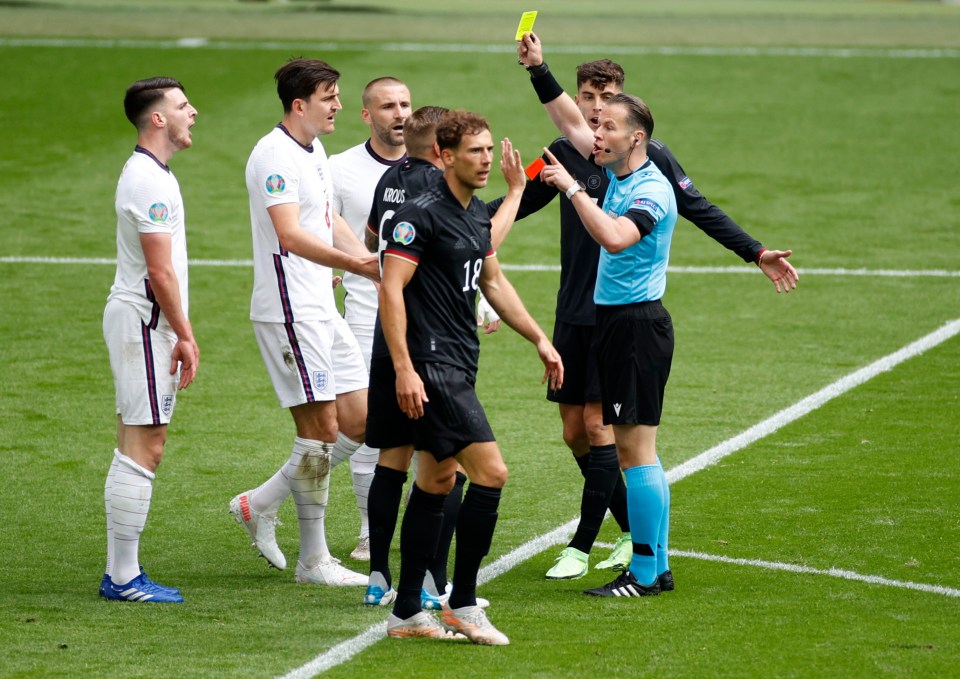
[103,299,179,426]
[253,315,368,409]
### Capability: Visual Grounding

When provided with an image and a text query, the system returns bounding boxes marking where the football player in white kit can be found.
[229,58,379,587]
[100,77,199,603]
[329,77,411,561]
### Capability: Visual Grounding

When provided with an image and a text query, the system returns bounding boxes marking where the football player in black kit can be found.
[367,110,563,644]
[488,39,798,585]
[362,106,525,612]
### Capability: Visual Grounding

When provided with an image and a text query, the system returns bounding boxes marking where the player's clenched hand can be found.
[540,148,576,194]
[395,367,429,419]
[172,337,199,390]
[355,253,381,284]
[517,31,543,68]
[536,337,564,391]
[476,294,501,335]
[500,138,525,193]
[758,249,799,293]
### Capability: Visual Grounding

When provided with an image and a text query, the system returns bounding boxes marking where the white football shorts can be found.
[103,299,179,426]
[254,315,368,409]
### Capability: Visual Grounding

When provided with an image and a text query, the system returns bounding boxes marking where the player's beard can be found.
[372,120,404,149]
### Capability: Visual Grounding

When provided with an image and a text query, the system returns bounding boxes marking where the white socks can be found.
[104,450,121,576]
[345,437,376,538]
[285,437,333,568]
[108,451,156,586]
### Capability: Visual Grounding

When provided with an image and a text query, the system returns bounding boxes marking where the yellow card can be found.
[515,11,538,41]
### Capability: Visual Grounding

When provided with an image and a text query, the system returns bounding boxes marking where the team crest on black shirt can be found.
[587,174,602,190]
[393,221,416,245]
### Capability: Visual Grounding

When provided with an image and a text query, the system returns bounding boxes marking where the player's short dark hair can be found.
[275,58,340,113]
[124,77,185,129]
[361,76,406,108]
[435,110,489,151]
[576,59,625,92]
[404,106,448,158]
[608,93,654,143]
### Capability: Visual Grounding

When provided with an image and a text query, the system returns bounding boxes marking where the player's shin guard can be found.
[368,464,408,585]
[570,444,619,553]
[286,437,333,567]
[623,464,664,587]
[109,452,156,586]
[104,450,121,577]
[349,443,379,535]
[395,483,445,620]
[429,471,466,594]
[448,483,501,610]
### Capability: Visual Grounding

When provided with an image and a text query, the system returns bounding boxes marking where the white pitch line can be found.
[671,550,960,599]
[1,37,957,59]
[277,522,578,679]
[2,256,959,278]
[278,317,960,678]
[666,317,960,484]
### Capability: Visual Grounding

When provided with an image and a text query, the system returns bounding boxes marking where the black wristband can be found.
[527,62,564,104]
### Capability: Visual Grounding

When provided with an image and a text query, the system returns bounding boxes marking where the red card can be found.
[525,157,546,180]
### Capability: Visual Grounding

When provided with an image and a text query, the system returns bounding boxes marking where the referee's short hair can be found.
[576,59,624,92]
[436,110,489,151]
[404,106,449,157]
[608,93,654,143]
[275,58,340,113]
[124,77,184,129]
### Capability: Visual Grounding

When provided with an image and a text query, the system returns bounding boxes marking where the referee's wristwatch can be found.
[565,183,582,200]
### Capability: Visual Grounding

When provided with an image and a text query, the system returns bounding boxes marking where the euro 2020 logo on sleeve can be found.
[266,174,286,195]
[392,221,416,245]
[148,203,169,223]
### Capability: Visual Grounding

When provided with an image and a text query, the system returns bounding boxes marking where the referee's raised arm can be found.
[517,32,593,158]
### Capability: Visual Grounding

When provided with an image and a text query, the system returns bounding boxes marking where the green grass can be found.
[1,1,959,677]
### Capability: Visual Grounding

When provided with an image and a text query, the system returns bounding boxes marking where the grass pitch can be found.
[1,2,958,677]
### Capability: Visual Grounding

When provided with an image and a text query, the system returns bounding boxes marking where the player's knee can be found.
[476,461,508,489]
[561,425,589,454]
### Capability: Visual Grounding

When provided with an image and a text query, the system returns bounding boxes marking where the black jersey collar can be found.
[615,158,652,181]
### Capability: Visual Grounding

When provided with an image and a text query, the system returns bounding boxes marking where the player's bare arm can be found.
[489,138,525,250]
[364,222,379,253]
[378,255,429,419]
[540,147,640,253]
[332,210,381,282]
[517,32,593,158]
[140,231,199,389]
[478,255,563,391]
[267,203,380,281]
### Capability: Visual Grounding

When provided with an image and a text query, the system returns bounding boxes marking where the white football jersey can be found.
[107,148,188,332]
[329,141,405,330]
[247,125,337,323]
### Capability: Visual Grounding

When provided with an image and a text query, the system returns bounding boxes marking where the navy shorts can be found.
[366,356,495,461]
[546,320,602,405]
[595,300,674,426]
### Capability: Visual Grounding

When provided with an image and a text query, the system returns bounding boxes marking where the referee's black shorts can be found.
[366,356,495,461]
[546,320,602,405]
[595,300,674,426]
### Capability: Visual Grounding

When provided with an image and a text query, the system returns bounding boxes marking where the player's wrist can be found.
[527,62,563,104]
[756,248,768,267]
[565,183,582,200]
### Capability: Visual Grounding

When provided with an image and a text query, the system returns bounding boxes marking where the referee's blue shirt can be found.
[594,160,678,305]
